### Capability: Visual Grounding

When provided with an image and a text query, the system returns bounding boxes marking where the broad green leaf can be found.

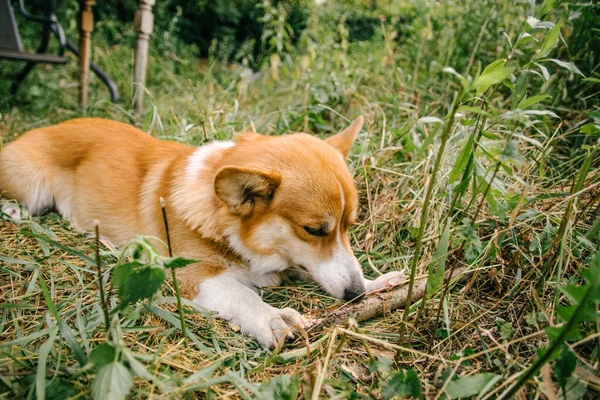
[162,256,198,269]
[580,123,600,135]
[527,16,555,30]
[111,261,142,288]
[444,373,498,399]
[426,222,450,297]
[516,32,536,47]
[536,22,562,60]
[544,59,585,77]
[559,285,587,304]
[513,71,529,107]
[449,134,474,183]
[518,94,551,109]
[473,61,515,97]
[545,324,580,343]
[383,369,422,400]
[92,362,133,400]
[90,343,118,369]
[457,106,493,117]
[534,62,551,81]
[113,265,166,312]
[256,374,299,400]
[554,346,576,389]
[560,376,587,400]
[539,0,556,17]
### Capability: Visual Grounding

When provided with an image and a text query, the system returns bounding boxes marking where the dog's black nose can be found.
[343,288,365,302]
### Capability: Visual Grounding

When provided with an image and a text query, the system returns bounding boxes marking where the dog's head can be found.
[214,117,366,301]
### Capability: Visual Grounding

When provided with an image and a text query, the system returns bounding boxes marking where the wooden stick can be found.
[306,267,468,331]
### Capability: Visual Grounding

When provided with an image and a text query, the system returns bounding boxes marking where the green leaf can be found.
[498,320,515,340]
[36,326,58,400]
[580,123,600,135]
[449,134,474,183]
[517,94,551,110]
[426,222,450,297]
[544,59,585,77]
[256,374,299,400]
[45,379,78,400]
[37,275,59,320]
[456,106,493,117]
[111,261,142,288]
[90,343,118,369]
[539,0,556,17]
[536,22,562,60]
[113,265,166,312]
[92,362,133,400]
[383,369,422,399]
[59,320,87,367]
[559,285,587,304]
[472,60,515,97]
[442,67,469,89]
[554,346,576,389]
[444,373,498,399]
[560,376,587,400]
[162,256,198,269]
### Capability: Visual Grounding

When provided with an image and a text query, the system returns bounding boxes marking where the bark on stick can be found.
[306,267,468,331]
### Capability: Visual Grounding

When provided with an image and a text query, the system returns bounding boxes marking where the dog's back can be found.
[0,118,192,243]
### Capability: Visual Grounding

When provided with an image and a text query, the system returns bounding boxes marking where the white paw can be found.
[365,271,407,292]
[241,307,306,349]
[1,201,29,221]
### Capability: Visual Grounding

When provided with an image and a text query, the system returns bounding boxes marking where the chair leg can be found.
[64,40,120,103]
[133,0,155,112]
[78,0,94,112]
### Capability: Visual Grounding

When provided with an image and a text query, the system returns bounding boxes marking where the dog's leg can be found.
[194,270,306,348]
[1,200,30,220]
[364,271,407,292]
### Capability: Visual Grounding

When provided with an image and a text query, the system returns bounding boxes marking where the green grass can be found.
[1,0,599,398]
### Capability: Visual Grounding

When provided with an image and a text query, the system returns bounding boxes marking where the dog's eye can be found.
[304,226,327,237]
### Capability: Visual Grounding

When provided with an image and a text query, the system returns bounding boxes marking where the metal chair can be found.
[0,0,119,103]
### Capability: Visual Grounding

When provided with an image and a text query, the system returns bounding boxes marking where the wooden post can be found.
[78,0,94,113]
[133,0,155,113]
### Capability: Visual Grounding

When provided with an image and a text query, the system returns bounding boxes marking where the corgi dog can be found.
[0,117,404,348]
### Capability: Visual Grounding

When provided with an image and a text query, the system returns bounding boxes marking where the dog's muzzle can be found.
[343,286,366,301]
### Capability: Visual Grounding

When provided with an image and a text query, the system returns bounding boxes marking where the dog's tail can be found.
[0,132,54,217]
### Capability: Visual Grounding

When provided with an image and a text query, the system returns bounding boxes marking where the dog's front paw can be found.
[1,201,29,221]
[365,271,407,292]
[242,307,306,349]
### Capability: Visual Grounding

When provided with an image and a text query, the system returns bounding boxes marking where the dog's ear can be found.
[214,166,281,216]
[325,116,364,158]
